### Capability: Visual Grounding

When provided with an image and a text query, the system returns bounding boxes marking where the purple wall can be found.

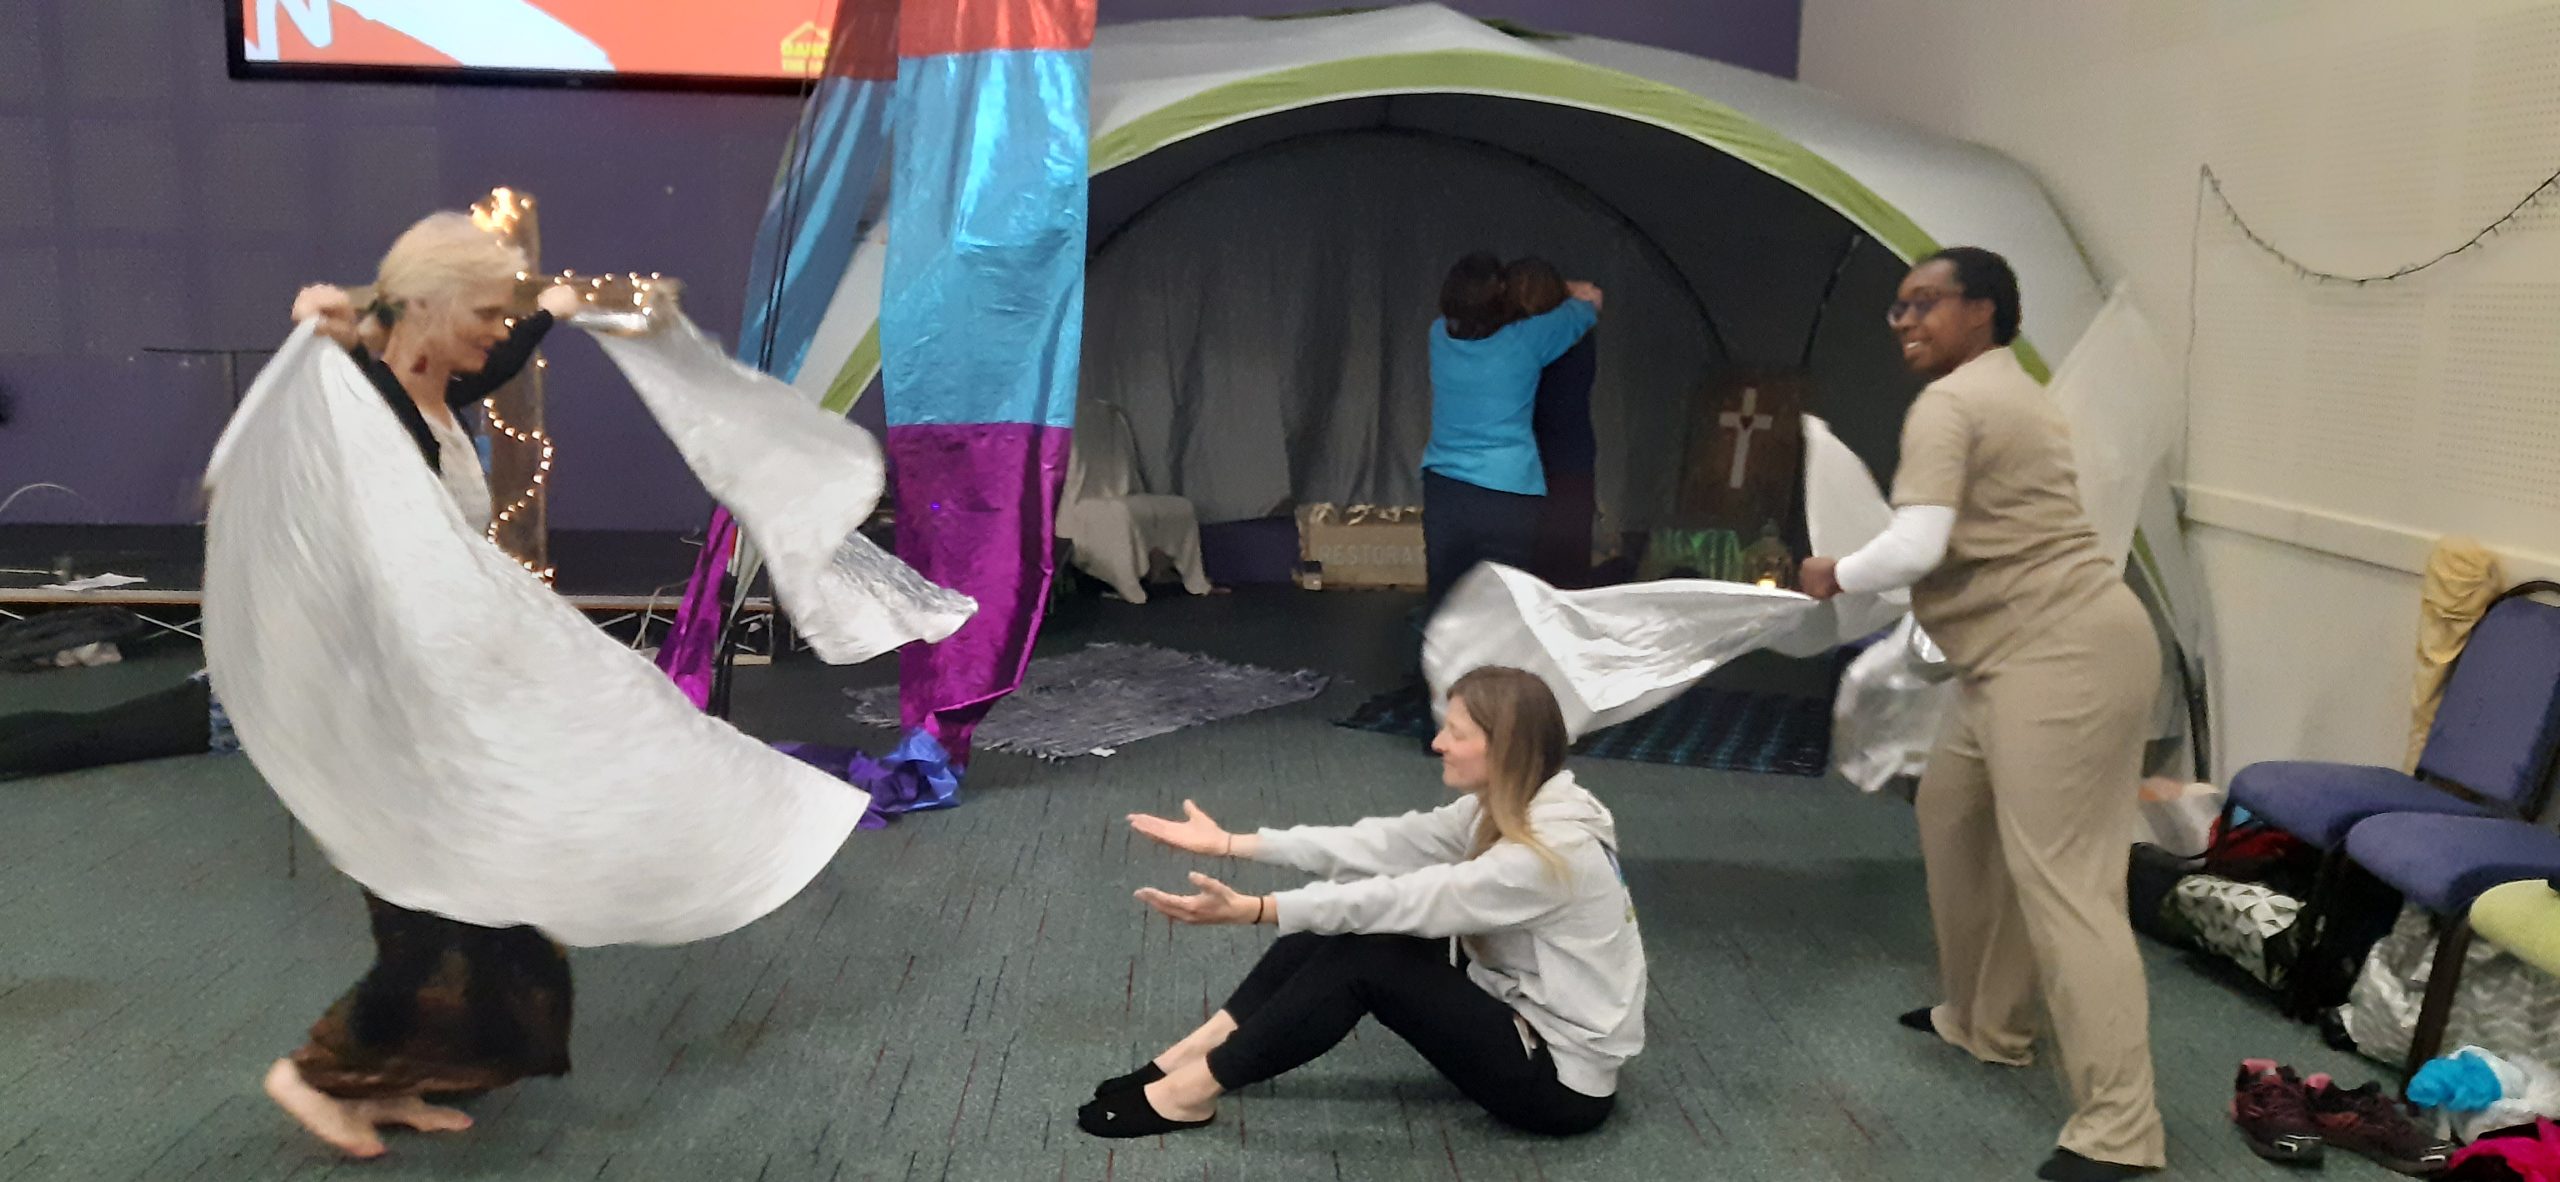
[0,1,1799,528]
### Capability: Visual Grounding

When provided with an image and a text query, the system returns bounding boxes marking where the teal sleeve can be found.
[1511,299,1598,365]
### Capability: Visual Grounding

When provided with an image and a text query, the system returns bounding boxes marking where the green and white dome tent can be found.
[766,2,2212,779]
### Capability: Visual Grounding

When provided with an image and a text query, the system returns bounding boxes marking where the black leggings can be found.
[1204,932,1615,1136]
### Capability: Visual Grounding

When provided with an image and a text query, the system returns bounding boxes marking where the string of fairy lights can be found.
[481,373,557,580]
[463,186,672,584]
[469,189,555,582]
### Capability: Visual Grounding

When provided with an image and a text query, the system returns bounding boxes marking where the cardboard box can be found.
[1296,504,1425,589]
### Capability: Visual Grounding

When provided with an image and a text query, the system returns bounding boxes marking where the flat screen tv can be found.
[228,1,835,92]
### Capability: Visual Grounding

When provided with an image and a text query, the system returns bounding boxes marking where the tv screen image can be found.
[232,0,835,87]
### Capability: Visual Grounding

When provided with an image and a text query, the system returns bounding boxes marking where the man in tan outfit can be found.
[1802,247,2164,1182]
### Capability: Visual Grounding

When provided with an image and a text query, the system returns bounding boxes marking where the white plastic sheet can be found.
[585,308,974,663]
[1832,616,1955,792]
[202,323,901,946]
[1423,415,1901,739]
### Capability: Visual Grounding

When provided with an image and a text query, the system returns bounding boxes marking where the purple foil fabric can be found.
[885,423,1072,761]
[654,508,739,710]
[773,730,959,829]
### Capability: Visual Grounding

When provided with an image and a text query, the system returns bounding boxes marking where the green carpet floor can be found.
[0,589,2398,1180]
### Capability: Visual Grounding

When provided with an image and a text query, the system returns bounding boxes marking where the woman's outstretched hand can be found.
[535,283,584,320]
[1136,871,1266,926]
[1129,799,1235,856]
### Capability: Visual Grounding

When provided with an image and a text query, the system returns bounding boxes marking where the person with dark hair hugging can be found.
[1801,247,2166,1182]
[1079,666,1646,1139]
[1504,257,1602,589]
[1420,253,1603,614]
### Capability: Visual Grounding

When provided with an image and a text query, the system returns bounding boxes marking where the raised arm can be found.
[292,285,360,347]
[1802,391,1969,600]
[1248,805,1477,880]
[446,284,582,406]
[1509,292,1600,366]
[1269,841,1577,938]
[1128,797,1476,880]
[1134,839,1579,935]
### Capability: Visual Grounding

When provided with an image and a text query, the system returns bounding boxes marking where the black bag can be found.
[0,607,150,671]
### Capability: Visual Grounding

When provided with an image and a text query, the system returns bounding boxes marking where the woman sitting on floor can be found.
[1082,665,1645,1138]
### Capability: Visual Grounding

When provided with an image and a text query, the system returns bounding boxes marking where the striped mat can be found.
[1336,682,1832,777]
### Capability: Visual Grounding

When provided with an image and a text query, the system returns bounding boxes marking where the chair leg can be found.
[2278,847,2345,1017]
[2402,917,2473,1078]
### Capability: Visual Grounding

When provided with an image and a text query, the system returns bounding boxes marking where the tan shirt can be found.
[1888,347,2117,673]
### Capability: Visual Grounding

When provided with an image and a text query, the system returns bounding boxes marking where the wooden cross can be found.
[1717,386,1774,491]
[469,188,554,581]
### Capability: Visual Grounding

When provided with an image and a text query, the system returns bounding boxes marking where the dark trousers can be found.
[1204,932,1615,1136]
[1532,469,1596,590]
[0,678,209,781]
[1422,471,1542,614]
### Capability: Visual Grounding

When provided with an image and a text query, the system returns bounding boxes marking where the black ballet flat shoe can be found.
[2034,1148,2156,1181]
[1077,1090,1214,1139]
[1090,1062,1165,1099]
[1897,1006,1938,1036]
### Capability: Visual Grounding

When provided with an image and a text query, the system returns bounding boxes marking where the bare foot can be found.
[263,1059,387,1158]
[361,1095,475,1133]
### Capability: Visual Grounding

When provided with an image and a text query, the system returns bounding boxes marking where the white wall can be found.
[1800,0,2560,778]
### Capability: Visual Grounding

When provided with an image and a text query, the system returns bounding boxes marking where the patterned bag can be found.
[2170,874,2304,987]
[2341,907,2560,1070]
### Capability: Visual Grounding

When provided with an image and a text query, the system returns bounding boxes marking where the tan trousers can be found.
[1917,587,2165,1168]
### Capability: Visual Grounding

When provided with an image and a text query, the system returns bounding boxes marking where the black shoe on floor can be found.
[1077,1089,1214,1139]
[1090,1062,1164,1099]
[2306,1074,2457,1175]
[1897,1006,1938,1036]
[2034,1148,2156,1181]
[2230,1059,2325,1166]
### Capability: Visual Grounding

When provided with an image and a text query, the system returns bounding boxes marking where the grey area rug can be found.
[844,642,1329,759]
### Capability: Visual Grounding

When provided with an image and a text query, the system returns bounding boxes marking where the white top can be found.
[423,410,494,534]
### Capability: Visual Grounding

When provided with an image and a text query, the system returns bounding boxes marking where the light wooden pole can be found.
[470,187,554,580]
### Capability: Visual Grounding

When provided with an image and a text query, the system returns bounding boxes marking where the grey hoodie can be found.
[1254,771,1647,1096]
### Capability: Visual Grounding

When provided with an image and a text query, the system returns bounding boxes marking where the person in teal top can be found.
[1420,252,1602,611]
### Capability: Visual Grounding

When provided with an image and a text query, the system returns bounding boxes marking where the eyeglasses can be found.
[1886,289,1964,325]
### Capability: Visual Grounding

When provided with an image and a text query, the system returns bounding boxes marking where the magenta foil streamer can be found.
[886,423,1071,760]
[654,509,740,710]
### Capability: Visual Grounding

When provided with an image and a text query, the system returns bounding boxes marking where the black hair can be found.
[1439,252,1514,340]
[1923,246,2021,346]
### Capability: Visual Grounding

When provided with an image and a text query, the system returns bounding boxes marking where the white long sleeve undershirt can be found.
[1834,505,1955,595]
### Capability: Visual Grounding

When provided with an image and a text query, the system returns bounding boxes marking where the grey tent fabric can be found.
[1080,129,1713,530]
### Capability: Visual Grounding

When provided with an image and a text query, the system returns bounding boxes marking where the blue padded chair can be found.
[2340,812,2560,1074]
[2225,582,2560,1005]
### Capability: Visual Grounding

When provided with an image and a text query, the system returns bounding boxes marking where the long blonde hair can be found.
[1448,666,1570,875]
[358,212,528,354]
